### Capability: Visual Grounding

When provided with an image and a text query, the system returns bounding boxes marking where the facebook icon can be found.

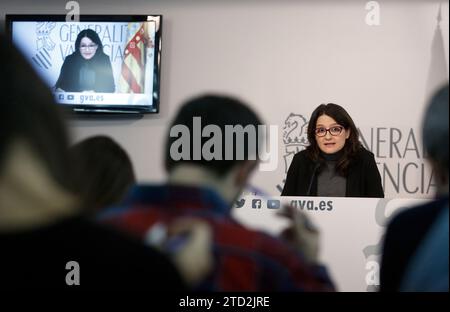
[252,199,262,209]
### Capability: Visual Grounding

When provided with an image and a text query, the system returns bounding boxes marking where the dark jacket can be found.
[0,215,187,290]
[281,148,384,197]
[55,52,115,92]
[380,196,448,292]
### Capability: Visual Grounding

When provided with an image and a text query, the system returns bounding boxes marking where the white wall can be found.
[2,0,449,198]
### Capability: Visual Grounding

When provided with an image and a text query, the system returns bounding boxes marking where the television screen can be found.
[6,15,162,114]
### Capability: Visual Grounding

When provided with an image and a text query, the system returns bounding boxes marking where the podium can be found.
[232,196,430,291]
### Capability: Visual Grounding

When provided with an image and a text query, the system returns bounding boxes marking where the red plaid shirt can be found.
[99,185,335,291]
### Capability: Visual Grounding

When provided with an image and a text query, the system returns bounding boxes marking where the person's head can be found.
[306,103,361,174]
[165,94,262,203]
[0,34,75,229]
[75,29,103,60]
[69,136,136,213]
[0,34,70,187]
[422,85,449,196]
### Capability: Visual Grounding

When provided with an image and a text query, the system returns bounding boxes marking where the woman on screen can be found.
[281,103,384,198]
[54,29,115,93]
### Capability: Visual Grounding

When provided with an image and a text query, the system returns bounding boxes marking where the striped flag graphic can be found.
[119,22,154,93]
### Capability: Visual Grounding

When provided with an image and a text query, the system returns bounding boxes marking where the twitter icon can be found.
[234,198,246,208]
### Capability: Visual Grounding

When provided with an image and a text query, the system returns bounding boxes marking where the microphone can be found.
[306,163,321,196]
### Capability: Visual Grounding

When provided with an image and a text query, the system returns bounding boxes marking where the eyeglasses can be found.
[80,44,98,50]
[315,126,344,137]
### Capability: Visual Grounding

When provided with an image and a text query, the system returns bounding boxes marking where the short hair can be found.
[422,85,449,171]
[165,94,263,176]
[0,34,70,188]
[306,103,362,175]
[75,29,104,54]
[70,136,136,213]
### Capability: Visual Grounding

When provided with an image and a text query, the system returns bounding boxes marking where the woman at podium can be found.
[282,103,384,198]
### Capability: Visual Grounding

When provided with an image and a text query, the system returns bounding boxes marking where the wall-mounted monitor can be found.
[6,14,162,114]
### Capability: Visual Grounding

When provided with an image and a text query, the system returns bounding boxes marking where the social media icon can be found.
[252,199,262,209]
[267,199,281,209]
[235,198,246,208]
[68,94,74,100]
[58,94,65,100]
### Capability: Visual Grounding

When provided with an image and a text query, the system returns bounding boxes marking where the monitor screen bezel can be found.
[5,14,163,115]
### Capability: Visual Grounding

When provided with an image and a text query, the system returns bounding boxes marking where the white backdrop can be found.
[1,0,448,198]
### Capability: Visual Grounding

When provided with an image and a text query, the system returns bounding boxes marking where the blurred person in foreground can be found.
[0,34,211,289]
[99,94,336,291]
[69,135,136,215]
[380,85,449,292]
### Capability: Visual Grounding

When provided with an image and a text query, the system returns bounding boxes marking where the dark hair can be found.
[69,136,136,213]
[0,34,70,188]
[74,29,104,56]
[306,103,361,175]
[165,94,263,176]
[422,85,449,172]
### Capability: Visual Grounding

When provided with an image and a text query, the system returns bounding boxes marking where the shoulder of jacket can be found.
[293,150,310,161]
[65,53,77,61]
[295,149,308,157]
[97,52,110,61]
[357,147,375,160]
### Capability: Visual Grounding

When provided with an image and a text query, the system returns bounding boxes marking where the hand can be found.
[165,218,213,287]
[277,205,320,265]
